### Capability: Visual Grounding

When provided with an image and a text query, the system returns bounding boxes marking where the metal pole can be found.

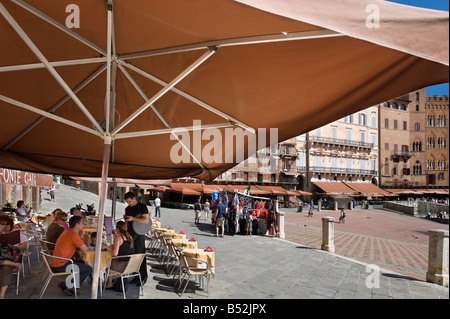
[91,139,112,299]
[91,1,114,299]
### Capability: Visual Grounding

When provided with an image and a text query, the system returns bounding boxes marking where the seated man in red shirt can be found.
[51,215,92,296]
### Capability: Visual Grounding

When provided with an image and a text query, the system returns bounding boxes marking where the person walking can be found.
[215,198,227,237]
[204,199,210,221]
[194,197,202,224]
[154,196,161,218]
[124,192,148,285]
[339,209,346,223]
[49,185,56,202]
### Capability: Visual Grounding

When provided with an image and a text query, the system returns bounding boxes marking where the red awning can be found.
[343,182,392,196]
[312,181,357,195]
[1,167,53,187]
[256,185,288,195]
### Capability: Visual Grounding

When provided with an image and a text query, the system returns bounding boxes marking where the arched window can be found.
[415,92,420,101]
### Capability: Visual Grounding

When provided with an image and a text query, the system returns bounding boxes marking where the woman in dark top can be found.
[105,221,134,289]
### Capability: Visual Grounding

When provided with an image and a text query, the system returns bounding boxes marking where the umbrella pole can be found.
[91,140,111,299]
[91,1,114,299]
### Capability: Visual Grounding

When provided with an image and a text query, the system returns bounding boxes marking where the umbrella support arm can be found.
[0,2,105,135]
[2,65,107,150]
[111,47,219,136]
[120,61,255,134]
[11,0,106,55]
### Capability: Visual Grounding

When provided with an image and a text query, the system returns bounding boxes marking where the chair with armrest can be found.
[103,253,146,299]
[176,252,211,297]
[39,250,78,299]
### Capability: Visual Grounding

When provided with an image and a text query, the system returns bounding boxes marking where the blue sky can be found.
[388,0,449,96]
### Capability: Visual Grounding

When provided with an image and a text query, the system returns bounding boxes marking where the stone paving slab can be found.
[4,184,449,301]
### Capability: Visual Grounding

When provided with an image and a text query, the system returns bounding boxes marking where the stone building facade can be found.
[214,88,448,194]
[378,88,428,188]
[425,95,449,187]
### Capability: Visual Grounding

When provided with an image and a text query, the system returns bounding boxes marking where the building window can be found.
[383,102,390,108]
[359,113,367,126]
[371,113,377,128]
[412,141,422,152]
[392,103,399,109]
[394,120,398,130]
[346,129,352,143]
[385,118,389,128]
[415,92,420,101]
[403,121,407,130]
[416,104,419,112]
[385,143,389,150]
[414,123,420,131]
[400,104,407,111]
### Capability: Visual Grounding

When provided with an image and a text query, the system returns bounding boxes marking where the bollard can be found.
[426,229,449,287]
[276,211,285,239]
[321,216,335,253]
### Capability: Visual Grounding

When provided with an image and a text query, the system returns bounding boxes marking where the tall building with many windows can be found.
[296,105,379,192]
[214,88,448,194]
[378,88,427,189]
[425,95,449,187]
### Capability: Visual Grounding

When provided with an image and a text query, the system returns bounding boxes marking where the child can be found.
[89,232,97,249]
[246,212,254,236]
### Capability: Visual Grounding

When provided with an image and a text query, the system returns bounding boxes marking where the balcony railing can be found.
[310,136,374,149]
[391,151,412,159]
[309,166,377,175]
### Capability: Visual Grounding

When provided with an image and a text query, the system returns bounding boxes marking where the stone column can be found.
[426,229,449,287]
[276,211,285,239]
[334,201,338,211]
[321,216,335,253]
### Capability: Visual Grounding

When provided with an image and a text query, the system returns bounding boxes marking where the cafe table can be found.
[31,214,53,227]
[154,227,175,235]
[79,247,113,281]
[166,232,186,240]
[152,219,161,228]
[171,238,198,249]
[17,222,33,230]
[181,248,215,276]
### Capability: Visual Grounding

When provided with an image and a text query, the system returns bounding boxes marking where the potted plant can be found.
[2,200,16,212]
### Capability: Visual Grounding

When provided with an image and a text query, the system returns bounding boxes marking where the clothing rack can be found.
[234,190,273,201]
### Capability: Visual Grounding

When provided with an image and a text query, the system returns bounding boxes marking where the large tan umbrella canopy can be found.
[0,0,448,299]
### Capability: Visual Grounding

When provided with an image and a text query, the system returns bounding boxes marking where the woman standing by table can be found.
[105,221,134,290]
